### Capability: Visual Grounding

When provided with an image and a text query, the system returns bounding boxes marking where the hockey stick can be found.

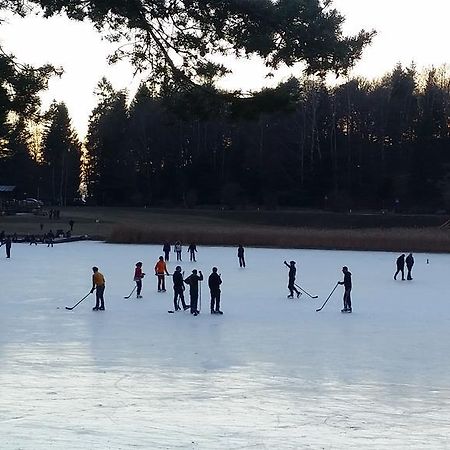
[65,292,91,310]
[294,283,318,299]
[316,282,339,312]
[124,285,137,299]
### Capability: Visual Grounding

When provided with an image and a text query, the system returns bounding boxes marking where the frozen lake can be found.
[1,242,449,449]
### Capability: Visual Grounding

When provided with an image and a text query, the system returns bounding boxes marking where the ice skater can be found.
[90,266,106,311]
[46,230,54,247]
[184,269,203,316]
[174,241,182,261]
[134,262,145,298]
[237,244,245,268]
[155,256,169,292]
[188,243,197,262]
[394,254,405,281]
[172,266,189,311]
[406,253,414,280]
[163,242,171,261]
[208,267,223,314]
[284,260,301,298]
[0,235,12,258]
[338,266,352,313]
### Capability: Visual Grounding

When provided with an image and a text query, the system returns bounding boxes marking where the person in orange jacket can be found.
[155,256,170,292]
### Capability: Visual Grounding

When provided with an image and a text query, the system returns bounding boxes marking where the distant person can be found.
[29,234,38,245]
[134,262,145,298]
[188,243,197,262]
[163,242,171,261]
[1,236,12,258]
[394,254,405,281]
[47,230,55,247]
[184,269,203,316]
[154,256,169,292]
[69,220,75,232]
[90,266,106,311]
[172,266,189,311]
[406,253,414,280]
[208,267,223,314]
[338,266,352,313]
[237,244,245,268]
[283,260,301,298]
[174,241,182,261]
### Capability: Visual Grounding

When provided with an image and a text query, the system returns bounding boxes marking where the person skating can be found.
[208,267,223,314]
[155,256,169,292]
[174,241,182,261]
[338,266,352,313]
[173,266,189,311]
[47,230,54,247]
[188,243,197,262]
[134,262,145,298]
[29,234,38,245]
[237,244,245,268]
[184,269,203,316]
[394,254,405,281]
[406,253,414,280]
[1,236,12,258]
[163,242,171,261]
[283,260,301,298]
[90,266,106,311]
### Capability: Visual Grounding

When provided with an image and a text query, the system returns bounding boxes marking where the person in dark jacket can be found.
[134,262,145,298]
[208,267,223,314]
[188,243,197,262]
[1,236,12,258]
[184,269,203,316]
[173,266,189,311]
[237,244,245,268]
[163,242,171,261]
[339,266,352,313]
[394,254,405,281]
[406,253,414,280]
[283,260,301,298]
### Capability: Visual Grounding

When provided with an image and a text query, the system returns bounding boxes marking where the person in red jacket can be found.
[134,262,145,298]
[155,256,169,292]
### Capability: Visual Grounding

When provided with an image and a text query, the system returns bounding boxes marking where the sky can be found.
[0,0,449,138]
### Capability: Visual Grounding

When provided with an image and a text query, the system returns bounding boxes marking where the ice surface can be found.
[0,242,449,449]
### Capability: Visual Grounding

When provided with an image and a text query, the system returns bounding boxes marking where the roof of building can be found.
[0,186,16,192]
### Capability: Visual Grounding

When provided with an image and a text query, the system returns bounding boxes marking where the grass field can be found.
[1,206,449,253]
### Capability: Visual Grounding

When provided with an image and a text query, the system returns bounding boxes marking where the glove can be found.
[90,288,95,294]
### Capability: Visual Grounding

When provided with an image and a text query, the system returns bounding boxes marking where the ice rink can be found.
[1,241,449,449]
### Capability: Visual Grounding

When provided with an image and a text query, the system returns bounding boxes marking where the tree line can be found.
[0,64,449,212]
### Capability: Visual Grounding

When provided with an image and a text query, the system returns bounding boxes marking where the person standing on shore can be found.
[339,266,352,313]
[394,254,405,281]
[283,260,301,298]
[237,244,245,268]
[163,242,171,261]
[173,266,189,311]
[1,236,12,258]
[155,256,169,292]
[90,266,106,311]
[208,267,223,314]
[184,269,203,316]
[134,262,145,298]
[188,243,197,262]
[174,241,182,261]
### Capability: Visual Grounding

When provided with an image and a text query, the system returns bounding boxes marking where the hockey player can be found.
[134,262,145,298]
[174,241,182,261]
[163,242,171,261]
[237,244,245,268]
[90,266,106,311]
[184,269,203,316]
[283,260,301,298]
[406,253,414,280]
[1,235,12,258]
[208,267,223,314]
[155,256,169,292]
[172,266,189,311]
[394,254,405,281]
[188,243,197,262]
[338,266,352,313]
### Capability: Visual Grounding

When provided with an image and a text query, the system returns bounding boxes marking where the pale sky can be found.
[0,0,449,138]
